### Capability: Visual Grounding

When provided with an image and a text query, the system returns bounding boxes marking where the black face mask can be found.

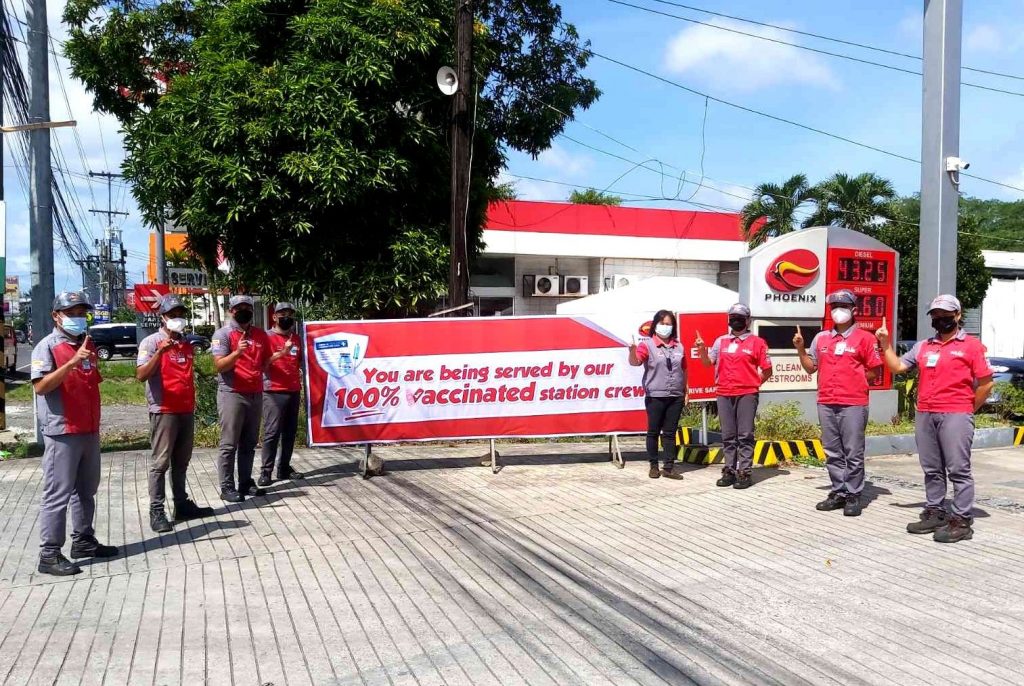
[728,317,747,331]
[277,316,295,330]
[931,317,957,334]
[234,310,253,325]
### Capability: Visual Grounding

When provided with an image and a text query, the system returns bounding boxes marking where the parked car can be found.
[3,325,17,374]
[15,329,27,344]
[88,323,140,361]
[184,333,210,352]
[986,357,1024,407]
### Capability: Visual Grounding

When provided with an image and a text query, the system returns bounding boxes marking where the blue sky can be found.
[4,0,1024,298]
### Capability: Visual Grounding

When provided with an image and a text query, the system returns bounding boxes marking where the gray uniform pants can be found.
[817,404,869,496]
[915,412,975,519]
[217,389,262,492]
[149,413,195,512]
[261,391,300,478]
[39,433,101,556]
[717,393,758,472]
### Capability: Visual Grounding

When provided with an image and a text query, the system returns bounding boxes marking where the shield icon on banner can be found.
[313,332,369,378]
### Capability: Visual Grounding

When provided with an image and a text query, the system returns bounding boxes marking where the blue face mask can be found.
[61,316,88,336]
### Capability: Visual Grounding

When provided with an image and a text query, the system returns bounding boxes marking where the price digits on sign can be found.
[837,258,888,283]
[856,295,888,319]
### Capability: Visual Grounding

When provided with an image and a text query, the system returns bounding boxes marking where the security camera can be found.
[945,156,970,172]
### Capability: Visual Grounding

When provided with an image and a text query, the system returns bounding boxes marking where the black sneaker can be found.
[241,483,266,497]
[38,553,81,576]
[816,493,847,511]
[907,507,947,534]
[716,469,737,487]
[277,469,303,480]
[69,535,119,559]
[733,470,753,490]
[221,489,245,503]
[843,496,862,517]
[173,499,215,522]
[257,475,273,487]
[660,469,684,480]
[150,510,173,533]
[933,515,973,543]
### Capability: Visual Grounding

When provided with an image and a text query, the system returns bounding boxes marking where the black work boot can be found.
[816,492,846,511]
[38,552,81,576]
[241,482,266,497]
[173,499,215,522]
[843,495,862,517]
[278,468,303,480]
[648,464,661,479]
[660,468,684,480]
[150,509,173,533]
[220,488,245,503]
[69,535,119,559]
[257,474,273,487]
[716,468,737,487]
[907,507,948,534]
[933,515,974,543]
[733,470,753,490]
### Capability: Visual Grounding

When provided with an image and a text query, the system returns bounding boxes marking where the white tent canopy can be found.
[556,276,738,315]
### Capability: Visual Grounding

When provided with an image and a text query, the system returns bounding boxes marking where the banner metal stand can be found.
[361,444,374,479]
[489,439,499,474]
[701,405,708,445]
[609,434,625,469]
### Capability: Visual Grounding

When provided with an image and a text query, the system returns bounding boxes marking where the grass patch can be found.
[866,413,1010,436]
[790,453,825,468]
[100,430,151,452]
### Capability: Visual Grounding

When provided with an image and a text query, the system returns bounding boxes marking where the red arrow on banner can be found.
[132,283,170,314]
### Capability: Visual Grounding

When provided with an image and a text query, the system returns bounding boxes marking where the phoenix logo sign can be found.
[765,249,820,302]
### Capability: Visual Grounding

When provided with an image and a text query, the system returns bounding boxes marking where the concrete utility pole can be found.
[916,0,963,340]
[27,0,53,346]
[155,217,169,284]
[448,0,473,311]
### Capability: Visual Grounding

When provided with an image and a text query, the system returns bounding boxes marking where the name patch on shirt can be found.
[925,352,940,368]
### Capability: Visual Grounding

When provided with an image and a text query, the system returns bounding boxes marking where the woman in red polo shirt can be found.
[629,309,686,480]
[696,303,772,490]
[876,294,994,543]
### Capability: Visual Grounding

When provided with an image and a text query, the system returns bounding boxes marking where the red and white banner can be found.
[304,315,657,446]
[677,312,726,402]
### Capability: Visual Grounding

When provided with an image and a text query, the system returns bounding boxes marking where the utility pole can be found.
[27,0,53,349]
[1,4,7,430]
[155,217,168,284]
[88,171,128,309]
[916,0,962,340]
[448,0,472,311]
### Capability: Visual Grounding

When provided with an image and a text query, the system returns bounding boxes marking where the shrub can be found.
[755,401,820,441]
[193,324,216,338]
[992,381,1024,420]
[679,402,720,430]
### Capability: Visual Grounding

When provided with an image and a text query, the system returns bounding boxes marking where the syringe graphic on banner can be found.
[312,332,383,420]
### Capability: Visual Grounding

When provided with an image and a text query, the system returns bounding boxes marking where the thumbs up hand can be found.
[694,329,706,352]
[793,325,805,350]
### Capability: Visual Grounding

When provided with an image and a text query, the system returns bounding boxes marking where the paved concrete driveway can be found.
[1,441,1023,685]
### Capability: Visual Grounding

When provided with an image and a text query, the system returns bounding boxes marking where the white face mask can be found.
[831,308,853,325]
[165,317,187,333]
[654,323,673,338]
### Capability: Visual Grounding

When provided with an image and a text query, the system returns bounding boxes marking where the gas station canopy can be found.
[555,276,738,315]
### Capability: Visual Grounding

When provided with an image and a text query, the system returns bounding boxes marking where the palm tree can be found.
[803,172,896,234]
[739,174,814,248]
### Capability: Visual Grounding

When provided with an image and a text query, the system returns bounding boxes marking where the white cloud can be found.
[662,18,839,93]
[965,25,1003,53]
[536,144,590,178]
[998,166,1024,200]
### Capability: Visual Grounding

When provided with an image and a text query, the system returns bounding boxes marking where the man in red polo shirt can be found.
[794,289,883,517]
[211,295,273,502]
[32,292,118,576]
[137,294,215,532]
[696,303,772,489]
[259,302,304,486]
[877,294,994,543]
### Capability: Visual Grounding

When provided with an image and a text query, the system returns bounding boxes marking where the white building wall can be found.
[513,256,722,316]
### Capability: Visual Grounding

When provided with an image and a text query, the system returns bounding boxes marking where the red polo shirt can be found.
[710,333,771,397]
[810,326,882,406]
[211,322,272,393]
[138,331,195,413]
[265,330,302,393]
[901,331,992,413]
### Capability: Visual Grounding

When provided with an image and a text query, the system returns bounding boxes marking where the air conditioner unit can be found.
[531,274,561,297]
[562,275,589,297]
[609,274,642,290]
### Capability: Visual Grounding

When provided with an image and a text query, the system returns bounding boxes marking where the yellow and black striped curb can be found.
[1014,428,1024,446]
[677,427,694,446]
[772,439,826,462]
[677,445,722,465]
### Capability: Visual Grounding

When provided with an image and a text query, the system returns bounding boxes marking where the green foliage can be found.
[678,403,720,430]
[193,324,216,338]
[65,0,599,319]
[112,306,137,323]
[569,188,622,205]
[991,381,1024,420]
[754,402,821,441]
[879,196,991,340]
[740,174,813,248]
[959,197,1024,251]
[803,172,896,233]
